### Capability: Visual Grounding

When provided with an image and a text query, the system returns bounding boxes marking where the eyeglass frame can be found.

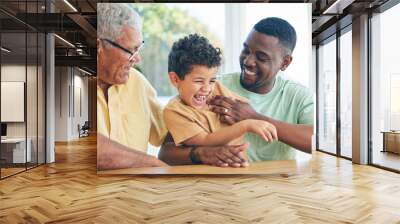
[100,38,144,61]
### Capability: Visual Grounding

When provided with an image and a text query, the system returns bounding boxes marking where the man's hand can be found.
[209,95,313,153]
[195,143,249,167]
[209,95,259,124]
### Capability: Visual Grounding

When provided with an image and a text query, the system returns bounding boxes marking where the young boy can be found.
[164,34,277,147]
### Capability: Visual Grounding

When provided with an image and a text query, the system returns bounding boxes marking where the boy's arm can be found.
[183,119,277,146]
[183,121,246,146]
[210,96,313,153]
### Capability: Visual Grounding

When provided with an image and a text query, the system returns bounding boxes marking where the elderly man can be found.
[96,3,249,170]
[97,3,167,169]
[159,17,314,164]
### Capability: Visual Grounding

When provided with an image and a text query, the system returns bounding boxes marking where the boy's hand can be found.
[243,119,278,142]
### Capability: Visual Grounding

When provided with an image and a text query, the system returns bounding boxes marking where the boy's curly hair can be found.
[168,34,222,80]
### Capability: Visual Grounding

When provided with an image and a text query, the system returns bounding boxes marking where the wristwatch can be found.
[189,146,202,164]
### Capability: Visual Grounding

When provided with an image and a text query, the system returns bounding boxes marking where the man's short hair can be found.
[97,3,142,41]
[168,34,222,80]
[254,17,297,54]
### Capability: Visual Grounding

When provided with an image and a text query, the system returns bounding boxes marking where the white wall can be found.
[224,4,246,74]
[55,66,69,141]
[54,67,89,141]
[1,65,26,141]
[1,64,46,164]
[1,65,37,138]
[72,73,89,138]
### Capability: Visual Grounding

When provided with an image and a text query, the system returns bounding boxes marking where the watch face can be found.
[189,147,202,164]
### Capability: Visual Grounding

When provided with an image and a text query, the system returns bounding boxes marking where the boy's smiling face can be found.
[169,65,218,110]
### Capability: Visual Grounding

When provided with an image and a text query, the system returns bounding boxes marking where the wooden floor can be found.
[1,163,45,178]
[1,135,400,223]
[1,167,26,178]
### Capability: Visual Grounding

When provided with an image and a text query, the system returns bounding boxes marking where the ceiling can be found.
[1,0,97,74]
[0,0,393,76]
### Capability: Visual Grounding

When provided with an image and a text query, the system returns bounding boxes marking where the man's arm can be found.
[210,96,313,153]
[249,115,312,153]
[158,133,249,167]
[97,133,167,170]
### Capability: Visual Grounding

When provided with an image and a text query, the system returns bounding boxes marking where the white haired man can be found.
[97,3,167,169]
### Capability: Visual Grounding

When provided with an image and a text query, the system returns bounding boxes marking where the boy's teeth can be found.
[196,95,206,100]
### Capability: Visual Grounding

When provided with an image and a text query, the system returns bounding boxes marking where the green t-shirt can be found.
[219,72,314,161]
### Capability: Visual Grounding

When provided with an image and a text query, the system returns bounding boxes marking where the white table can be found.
[1,138,31,163]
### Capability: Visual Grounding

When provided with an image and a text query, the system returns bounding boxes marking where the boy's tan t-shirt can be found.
[164,81,247,146]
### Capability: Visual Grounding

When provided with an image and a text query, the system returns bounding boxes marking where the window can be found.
[339,29,352,158]
[317,37,337,155]
[0,1,46,179]
[132,3,225,106]
[371,3,400,171]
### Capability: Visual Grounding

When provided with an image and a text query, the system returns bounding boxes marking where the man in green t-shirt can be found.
[214,71,313,161]
[159,17,313,166]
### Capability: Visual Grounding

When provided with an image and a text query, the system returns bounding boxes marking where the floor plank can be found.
[1,135,400,223]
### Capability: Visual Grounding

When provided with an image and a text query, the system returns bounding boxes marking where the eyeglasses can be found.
[101,38,144,61]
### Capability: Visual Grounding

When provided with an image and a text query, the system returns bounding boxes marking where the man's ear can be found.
[168,72,180,87]
[280,55,293,71]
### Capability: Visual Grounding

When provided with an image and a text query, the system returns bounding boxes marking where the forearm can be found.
[97,134,166,170]
[255,114,313,153]
[158,142,193,165]
[158,133,249,167]
[184,121,246,146]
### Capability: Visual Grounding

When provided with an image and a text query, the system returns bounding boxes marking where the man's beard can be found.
[240,69,263,92]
